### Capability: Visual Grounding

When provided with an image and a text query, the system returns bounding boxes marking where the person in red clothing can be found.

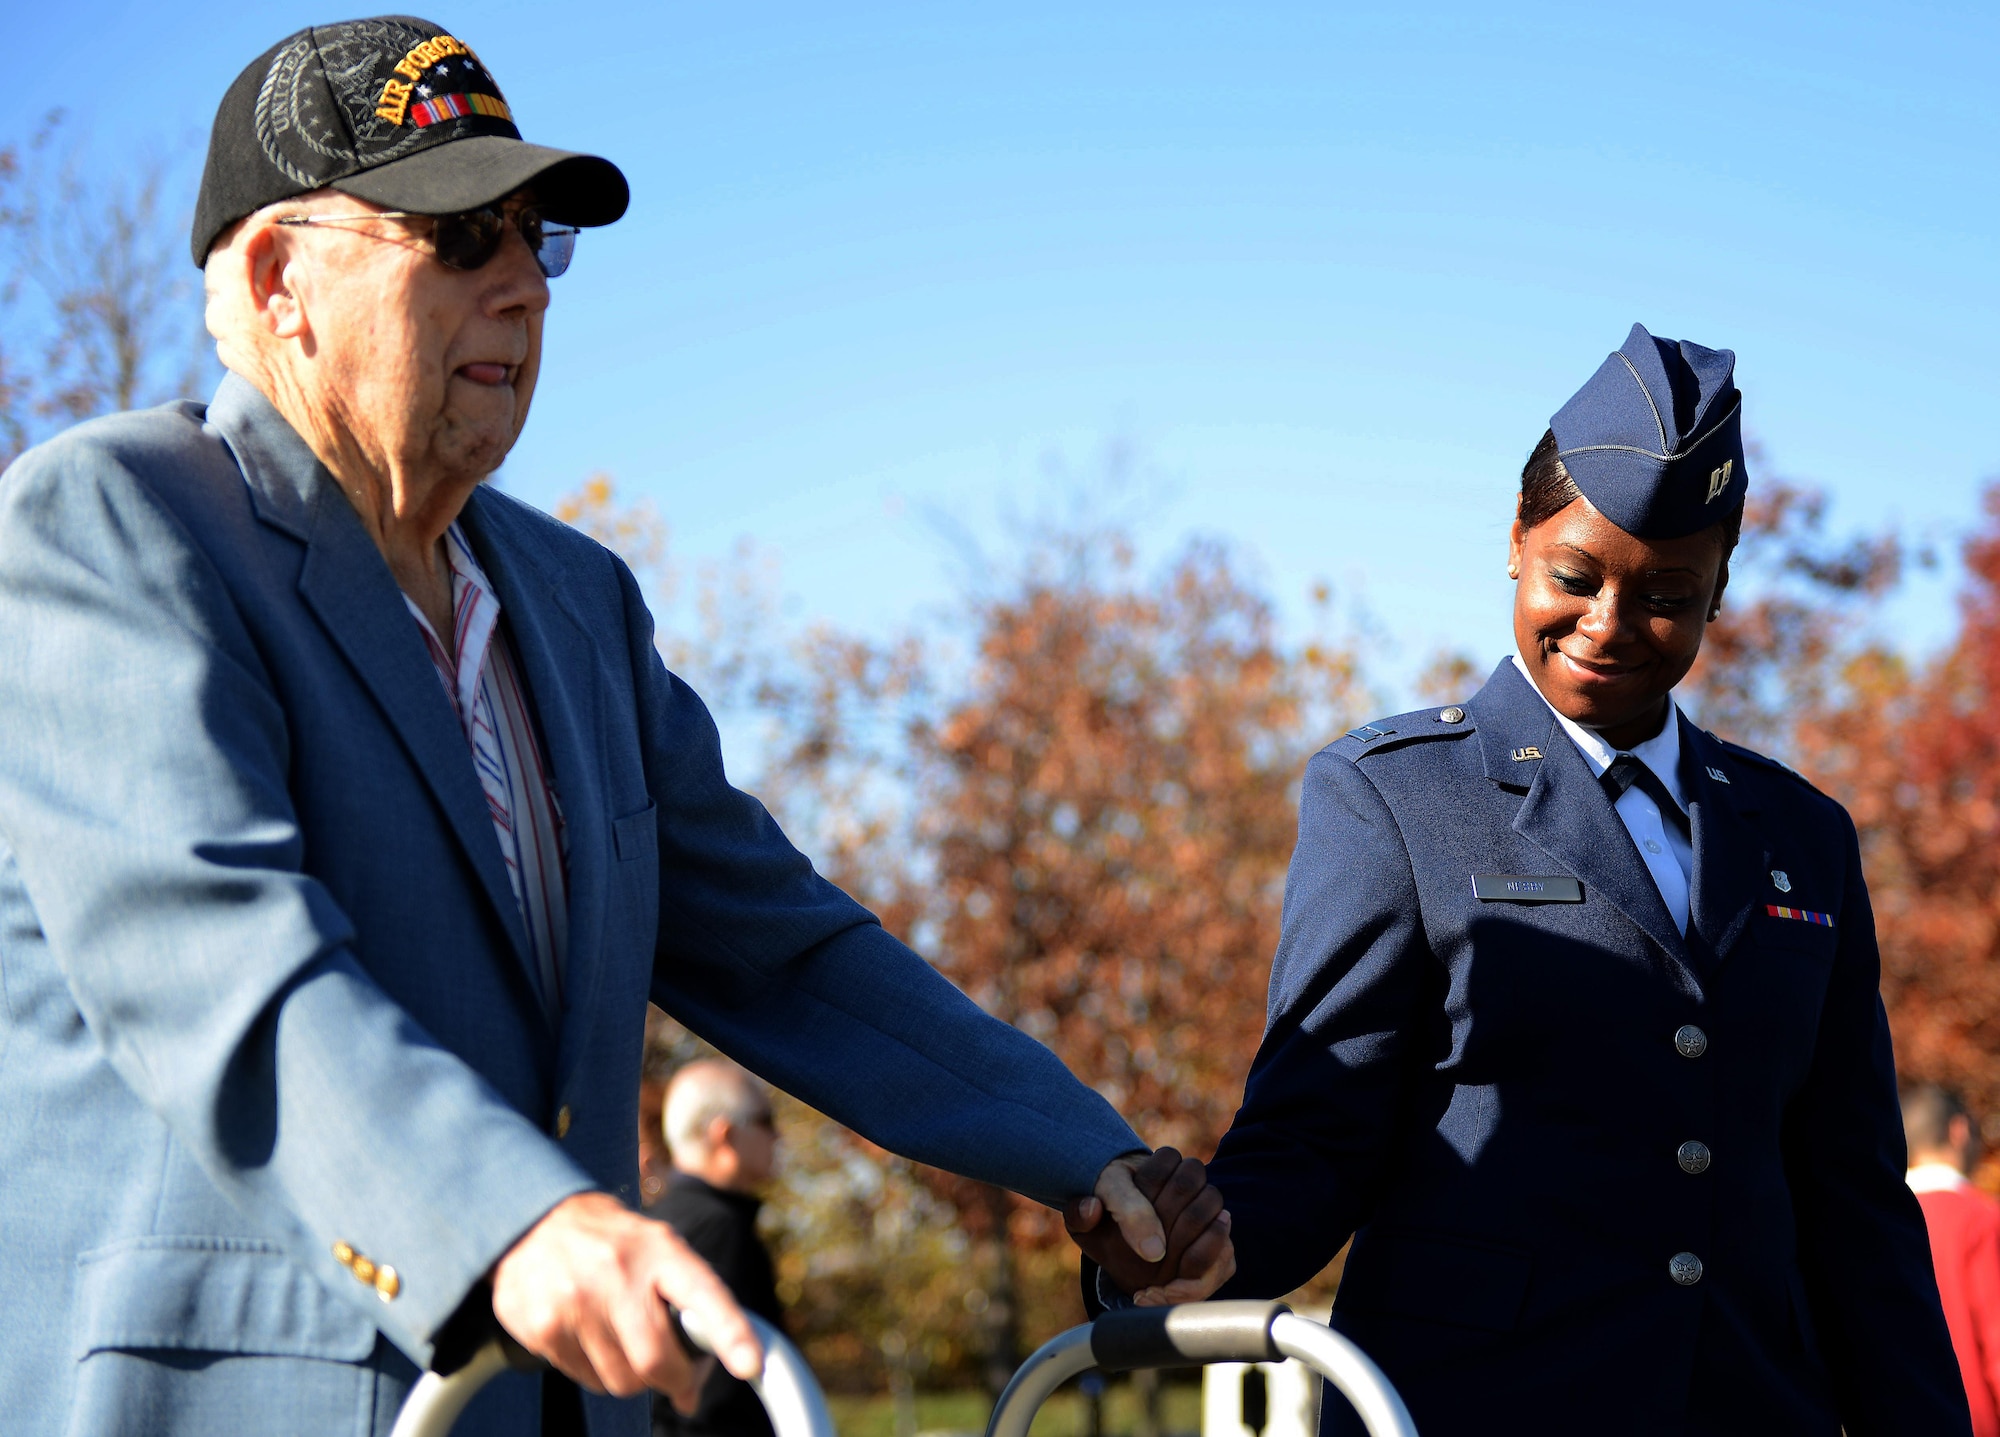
[1906,1083,2000,1437]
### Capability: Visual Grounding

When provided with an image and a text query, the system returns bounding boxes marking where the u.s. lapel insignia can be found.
[1771,870,1791,893]
[1705,766,1730,783]
[1511,746,1542,762]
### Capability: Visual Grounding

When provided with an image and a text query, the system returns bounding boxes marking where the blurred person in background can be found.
[648,1061,784,1437]
[1905,1084,2000,1437]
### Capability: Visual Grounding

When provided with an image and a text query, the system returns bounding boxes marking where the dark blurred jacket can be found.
[649,1175,783,1437]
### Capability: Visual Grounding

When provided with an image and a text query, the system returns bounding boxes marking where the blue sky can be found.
[8,2,1996,705]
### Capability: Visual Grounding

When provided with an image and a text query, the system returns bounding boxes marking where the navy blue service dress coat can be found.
[1208,658,1969,1436]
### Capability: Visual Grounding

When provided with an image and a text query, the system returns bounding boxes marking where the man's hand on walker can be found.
[491,1191,764,1411]
[1067,1149,1235,1306]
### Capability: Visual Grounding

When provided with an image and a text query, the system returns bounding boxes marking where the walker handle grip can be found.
[1090,1299,1289,1370]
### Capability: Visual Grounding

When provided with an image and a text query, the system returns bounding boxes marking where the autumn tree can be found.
[870,534,1366,1388]
[1791,482,2000,1125]
[1680,467,1904,754]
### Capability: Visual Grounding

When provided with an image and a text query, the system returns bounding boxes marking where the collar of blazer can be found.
[1465,657,1766,973]
[204,371,613,1028]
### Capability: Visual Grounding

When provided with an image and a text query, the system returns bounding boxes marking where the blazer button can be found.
[1669,1252,1704,1286]
[555,1105,573,1139]
[1677,1140,1712,1174]
[1674,1025,1708,1058]
[332,1240,356,1268]
[375,1265,401,1302]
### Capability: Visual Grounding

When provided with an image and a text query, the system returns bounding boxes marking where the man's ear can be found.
[243,219,309,343]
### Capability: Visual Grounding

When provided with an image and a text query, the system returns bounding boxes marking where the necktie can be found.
[1602,754,1688,839]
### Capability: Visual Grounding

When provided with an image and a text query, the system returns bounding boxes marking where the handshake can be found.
[1066,1147,1235,1306]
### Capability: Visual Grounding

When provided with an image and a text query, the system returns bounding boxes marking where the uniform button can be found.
[1674,1025,1708,1058]
[332,1240,355,1268]
[375,1265,401,1301]
[1677,1140,1712,1174]
[351,1255,377,1285]
[555,1105,572,1139]
[1645,839,1662,854]
[1438,706,1465,724]
[1669,1252,1704,1286]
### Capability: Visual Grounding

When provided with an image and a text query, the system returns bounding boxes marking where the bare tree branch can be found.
[0,110,211,469]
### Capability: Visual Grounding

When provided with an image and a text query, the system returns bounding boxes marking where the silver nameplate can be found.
[1472,874,1583,903]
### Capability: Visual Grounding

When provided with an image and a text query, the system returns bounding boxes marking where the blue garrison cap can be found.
[1549,323,1747,539]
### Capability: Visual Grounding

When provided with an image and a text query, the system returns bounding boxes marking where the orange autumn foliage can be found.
[1795,485,2000,1124]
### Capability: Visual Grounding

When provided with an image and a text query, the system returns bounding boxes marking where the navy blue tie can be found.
[1602,754,1688,840]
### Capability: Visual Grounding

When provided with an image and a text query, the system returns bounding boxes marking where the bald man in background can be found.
[649,1062,785,1437]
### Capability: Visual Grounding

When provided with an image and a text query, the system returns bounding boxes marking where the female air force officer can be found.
[1204,326,1969,1435]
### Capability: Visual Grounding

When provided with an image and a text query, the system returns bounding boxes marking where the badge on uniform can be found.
[1473,874,1584,903]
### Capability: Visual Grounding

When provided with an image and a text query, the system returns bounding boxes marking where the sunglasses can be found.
[276,204,578,278]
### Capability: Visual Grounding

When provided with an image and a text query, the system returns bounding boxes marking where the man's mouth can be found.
[457,362,511,386]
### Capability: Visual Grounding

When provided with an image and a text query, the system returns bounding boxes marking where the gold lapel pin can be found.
[1511,746,1542,762]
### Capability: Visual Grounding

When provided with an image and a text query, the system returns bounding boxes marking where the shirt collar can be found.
[441,522,499,607]
[1509,653,1686,813]
[1907,1162,1973,1195]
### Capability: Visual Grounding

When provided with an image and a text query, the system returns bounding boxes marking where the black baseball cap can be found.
[192,16,628,266]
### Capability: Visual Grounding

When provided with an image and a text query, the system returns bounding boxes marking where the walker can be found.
[389,1299,1417,1437]
[984,1301,1418,1437]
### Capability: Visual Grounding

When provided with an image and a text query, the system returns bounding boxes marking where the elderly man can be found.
[0,18,1227,1437]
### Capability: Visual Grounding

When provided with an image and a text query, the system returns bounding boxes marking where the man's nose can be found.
[484,223,551,315]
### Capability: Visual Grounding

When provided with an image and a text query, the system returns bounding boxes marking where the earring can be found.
[1508,566,1520,579]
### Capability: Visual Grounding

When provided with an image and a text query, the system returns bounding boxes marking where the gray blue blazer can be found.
[0,373,1140,1437]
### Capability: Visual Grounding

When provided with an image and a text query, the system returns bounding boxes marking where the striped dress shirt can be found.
[404,524,569,1010]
